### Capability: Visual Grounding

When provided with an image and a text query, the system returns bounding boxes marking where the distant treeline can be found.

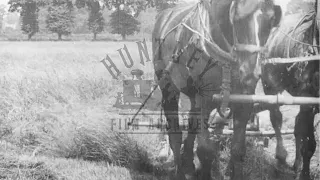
[0,0,178,41]
[2,0,314,41]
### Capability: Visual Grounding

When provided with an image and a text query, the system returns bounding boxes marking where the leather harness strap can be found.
[130,0,266,126]
[218,1,238,118]
[219,64,232,118]
[167,0,265,119]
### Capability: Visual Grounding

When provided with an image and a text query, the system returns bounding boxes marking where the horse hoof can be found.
[183,163,196,180]
[167,167,187,180]
[298,173,312,180]
[185,173,196,180]
[292,164,297,172]
[292,160,301,173]
[275,146,288,163]
[177,173,187,180]
[224,163,231,177]
[168,171,186,180]
[275,153,287,165]
[198,174,212,180]
[183,167,196,180]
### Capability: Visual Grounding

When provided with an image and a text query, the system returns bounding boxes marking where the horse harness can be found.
[128,1,318,126]
[155,0,266,118]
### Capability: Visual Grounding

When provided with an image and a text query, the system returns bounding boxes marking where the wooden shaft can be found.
[119,125,294,137]
[262,55,320,65]
[120,111,201,115]
[234,43,263,53]
[222,129,294,136]
[212,94,320,105]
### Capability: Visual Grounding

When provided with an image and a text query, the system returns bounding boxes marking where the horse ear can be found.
[273,5,282,27]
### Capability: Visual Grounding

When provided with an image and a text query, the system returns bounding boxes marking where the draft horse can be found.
[152,0,282,179]
[260,8,319,180]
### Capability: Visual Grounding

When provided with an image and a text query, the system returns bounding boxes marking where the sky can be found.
[0,0,292,6]
[0,0,9,11]
[0,0,314,15]
[0,0,9,6]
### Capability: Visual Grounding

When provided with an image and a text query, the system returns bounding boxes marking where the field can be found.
[0,41,319,180]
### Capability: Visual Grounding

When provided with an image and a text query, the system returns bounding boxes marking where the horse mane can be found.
[266,11,318,58]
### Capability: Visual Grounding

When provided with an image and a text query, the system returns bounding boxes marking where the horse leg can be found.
[261,79,288,164]
[229,103,253,180]
[293,105,316,180]
[156,67,184,179]
[162,90,185,180]
[294,111,302,173]
[181,95,199,179]
[269,105,288,164]
[196,97,220,180]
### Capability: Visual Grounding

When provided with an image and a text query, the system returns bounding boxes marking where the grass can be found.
[0,32,152,42]
[0,148,159,180]
[218,137,294,180]
[0,41,319,180]
[0,41,161,179]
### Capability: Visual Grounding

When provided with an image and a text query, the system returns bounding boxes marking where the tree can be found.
[103,0,176,40]
[46,0,75,40]
[88,8,104,40]
[76,0,105,40]
[0,5,6,32]
[110,8,140,40]
[103,0,153,17]
[73,8,90,34]
[8,0,47,40]
[152,0,177,12]
[21,1,39,40]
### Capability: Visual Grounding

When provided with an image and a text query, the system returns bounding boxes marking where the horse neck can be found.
[202,1,234,52]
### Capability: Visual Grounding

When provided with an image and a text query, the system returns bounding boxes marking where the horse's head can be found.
[230,0,282,93]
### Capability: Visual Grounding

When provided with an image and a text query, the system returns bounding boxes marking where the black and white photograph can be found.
[0,0,319,179]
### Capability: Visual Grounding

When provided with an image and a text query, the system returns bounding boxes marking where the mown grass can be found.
[0,41,318,180]
[0,144,159,180]
[0,41,162,179]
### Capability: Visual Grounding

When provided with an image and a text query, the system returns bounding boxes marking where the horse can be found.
[152,0,282,179]
[259,5,319,180]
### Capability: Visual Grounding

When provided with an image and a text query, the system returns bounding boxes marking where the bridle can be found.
[218,0,268,117]
[229,0,267,55]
